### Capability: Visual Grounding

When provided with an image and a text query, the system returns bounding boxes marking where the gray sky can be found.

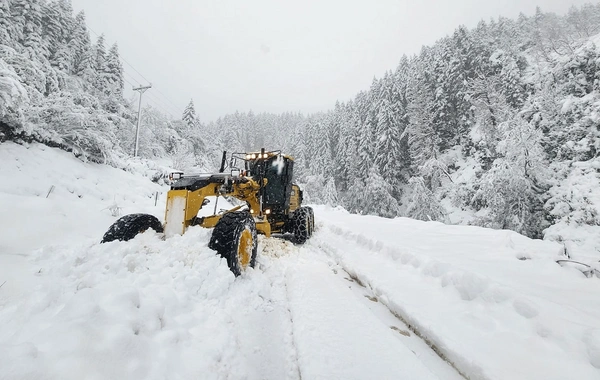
[72,0,590,121]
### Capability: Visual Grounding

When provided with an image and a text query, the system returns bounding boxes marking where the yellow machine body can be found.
[162,150,306,240]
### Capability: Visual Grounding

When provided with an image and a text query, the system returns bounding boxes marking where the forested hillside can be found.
[1,1,600,255]
[0,0,208,168]
[206,5,600,252]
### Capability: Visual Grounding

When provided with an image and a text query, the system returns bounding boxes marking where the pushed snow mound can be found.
[0,230,298,380]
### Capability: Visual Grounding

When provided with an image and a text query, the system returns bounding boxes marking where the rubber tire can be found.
[101,213,164,243]
[306,207,315,237]
[208,211,258,276]
[293,207,311,244]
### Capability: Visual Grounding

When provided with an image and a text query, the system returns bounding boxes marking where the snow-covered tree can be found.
[104,43,124,97]
[473,114,549,237]
[92,34,107,92]
[406,176,447,222]
[182,99,197,128]
[359,166,401,218]
[0,57,29,129]
[71,11,93,77]
[0,0,14,47]
[322,177,338,206]
[374,95,407,193]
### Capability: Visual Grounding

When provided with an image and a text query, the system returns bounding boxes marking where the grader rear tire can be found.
[208,211,258,276]
[307,207,315,237]
[293,207,311,244]
[101,213,164,243]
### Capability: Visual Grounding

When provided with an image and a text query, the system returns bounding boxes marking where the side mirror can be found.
[202,199,210,206]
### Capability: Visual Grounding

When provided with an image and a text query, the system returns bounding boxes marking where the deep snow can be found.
[1,143,599,380]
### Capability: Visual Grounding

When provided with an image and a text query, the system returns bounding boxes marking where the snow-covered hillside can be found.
[1,143,599,380]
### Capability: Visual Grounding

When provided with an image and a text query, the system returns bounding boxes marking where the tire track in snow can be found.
[307,229,469,380]
[257,236,303,380]
[258,233,463,379]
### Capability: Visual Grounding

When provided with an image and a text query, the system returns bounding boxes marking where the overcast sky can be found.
[72,0,591,121]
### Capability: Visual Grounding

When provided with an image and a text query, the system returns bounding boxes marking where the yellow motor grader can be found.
[101,149,314,275]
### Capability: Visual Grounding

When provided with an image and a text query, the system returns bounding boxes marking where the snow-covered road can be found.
[0,226,463,380]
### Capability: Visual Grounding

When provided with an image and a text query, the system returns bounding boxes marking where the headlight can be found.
[169,172,183,180]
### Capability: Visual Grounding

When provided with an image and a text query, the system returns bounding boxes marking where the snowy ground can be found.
[1,143,599,380]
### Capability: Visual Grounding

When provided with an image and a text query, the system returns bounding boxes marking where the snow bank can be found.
[0,142,166,252]
[0,228,306,379]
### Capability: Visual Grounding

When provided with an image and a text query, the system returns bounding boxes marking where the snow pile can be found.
[0,228,306,380]
[313,206,600,380]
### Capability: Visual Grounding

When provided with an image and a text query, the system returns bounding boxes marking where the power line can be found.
[122,71,181,116]
[147,93,181,116]
[153,87,184,113]
[125,80,180,118]
[86,25,184,116]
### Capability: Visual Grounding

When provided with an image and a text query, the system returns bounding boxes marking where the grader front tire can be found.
[208,211,258,276]
[101,213,164,243]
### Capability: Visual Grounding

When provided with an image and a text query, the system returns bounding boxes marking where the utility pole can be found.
[133,84,152,157]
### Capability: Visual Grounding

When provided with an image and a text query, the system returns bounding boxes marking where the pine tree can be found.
[42,1,63,61]
[71,11,93,77]
[44,0,75,73]
[374,96,406,194]
[9,0,28,47]
[354,90,375,179]
[360,166,401,218]
[322,177,339,206]
[334,102,359,191]
[0,0,12,47]
[93,34,107,92]
[104,43,124,97]
[406,72,439,174]
[312,114,332,176]
[15,0,46,61]
[182,99,197,128]
[406,176,447,222]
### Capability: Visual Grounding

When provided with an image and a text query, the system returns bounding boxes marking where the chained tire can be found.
[293,207,311,244]
[208,211,258,276]
[307,207,315,237]
[101,213,164,243]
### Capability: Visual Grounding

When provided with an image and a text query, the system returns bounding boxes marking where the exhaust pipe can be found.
[219,151,227,173]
